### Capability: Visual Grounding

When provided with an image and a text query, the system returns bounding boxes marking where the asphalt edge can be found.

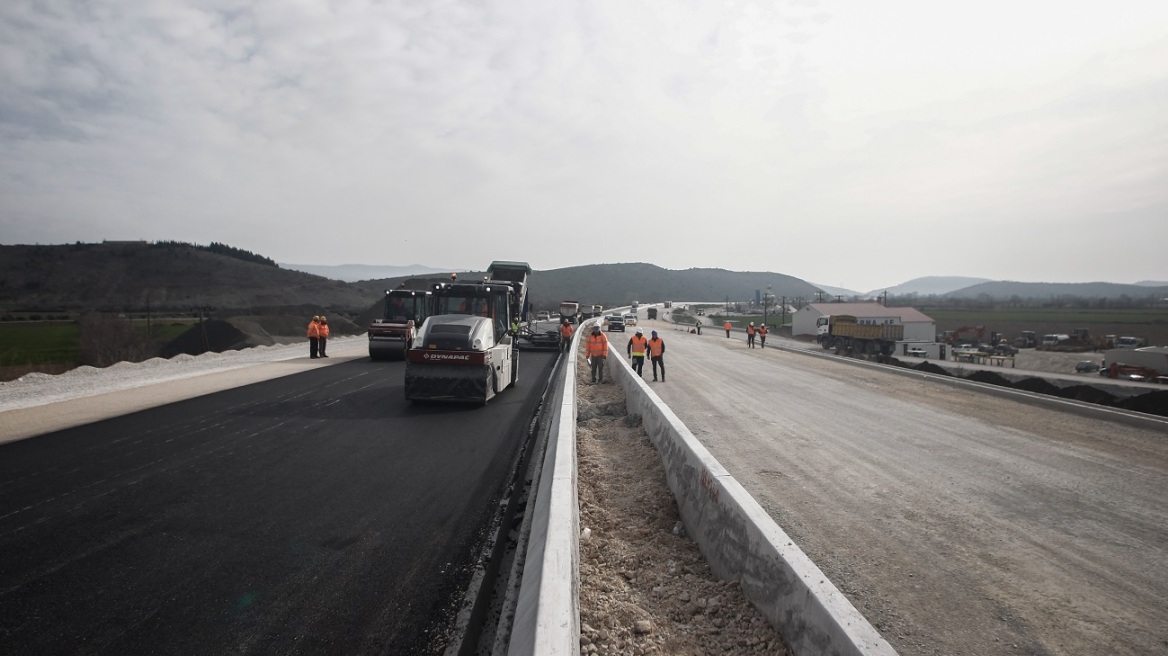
[607,346,898,656]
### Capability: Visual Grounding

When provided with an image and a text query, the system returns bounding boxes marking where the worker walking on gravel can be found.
[560,318,574,353]
[746,322,756,348]
[724,320,732,338]
[585,324,610,384]
[627,327,649,377]
[758,323,767,349]
[307,316,321,359]
[648,330,666,382]
[318,316,330,357]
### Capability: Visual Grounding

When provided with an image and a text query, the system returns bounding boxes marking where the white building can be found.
[792,302,937,343]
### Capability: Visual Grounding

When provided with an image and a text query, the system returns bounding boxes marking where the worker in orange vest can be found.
[318,316,330,357]
[758,323,768,349]
[724,321,732,338]
[585,324,609,384]
[627,327,649,377]
[307,315,321,359]
[647,330,666,381]
[746,322,756,348]
[560,318,575,353]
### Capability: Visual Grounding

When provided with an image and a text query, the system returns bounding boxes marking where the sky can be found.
[2,1,1166,293]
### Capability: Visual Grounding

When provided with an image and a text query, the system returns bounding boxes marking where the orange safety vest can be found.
[585,333,609,358]
[647,337,664,357]
[560,323,574,339]
[320,323,330,338]
[628,334,648,357]
[307,321,320,338]
[746,325,755,336]
[724,322,732,331]
[758,326,767,336]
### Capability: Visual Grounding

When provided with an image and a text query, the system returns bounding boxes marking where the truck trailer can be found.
[817,314,904,356]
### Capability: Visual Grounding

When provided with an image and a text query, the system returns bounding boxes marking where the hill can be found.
[279,262,460,282]
[351,263,825,315]
[0,242,372,314]
[872,276,993,297]
[942,280,1168,300]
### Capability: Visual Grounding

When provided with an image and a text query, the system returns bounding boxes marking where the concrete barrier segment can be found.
[607,347,898,656]
[509,322,586,656]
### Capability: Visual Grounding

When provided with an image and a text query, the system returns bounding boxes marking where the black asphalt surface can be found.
[0,352,557,655]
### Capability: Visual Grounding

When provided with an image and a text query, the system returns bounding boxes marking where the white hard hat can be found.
[636,327,643,334]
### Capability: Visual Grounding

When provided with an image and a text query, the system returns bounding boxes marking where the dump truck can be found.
[403,263,527,404]
[560,301,581,324]
[817,314,904,356]
[368,288,432,361]
[647,307,658,320]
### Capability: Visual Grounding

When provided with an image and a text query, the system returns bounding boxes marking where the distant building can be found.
[792,302,936,342]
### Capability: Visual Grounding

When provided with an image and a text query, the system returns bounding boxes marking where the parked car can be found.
[623,313,637,326]
[1075,360,1101,373]
[604,315,626,332]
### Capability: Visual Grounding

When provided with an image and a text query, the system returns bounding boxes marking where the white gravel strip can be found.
[0,336,368,414]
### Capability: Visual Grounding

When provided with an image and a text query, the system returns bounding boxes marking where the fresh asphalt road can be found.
[0,352,556,655]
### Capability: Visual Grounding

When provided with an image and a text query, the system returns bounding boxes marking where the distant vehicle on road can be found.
[536,310,550,321]
[624,313,637,326]
[1075,360,1101,373]
[605,315,626,332]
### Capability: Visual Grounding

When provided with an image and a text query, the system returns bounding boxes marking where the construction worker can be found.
[585,324,609,384]
[695,319,702,335]
[560,318,574,353]
[627,327,648,377]
[307,316,321,359]
[724,320,732,338]
[318,316,330,357]
[758,323,768,349]
[746,322,756,348]
[648,329,666,382]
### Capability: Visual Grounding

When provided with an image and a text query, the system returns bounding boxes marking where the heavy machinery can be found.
[647,307,658,320]
[817,315,904,356]
[560,301,581,324]
[1013,331,1038,349]
[368,287,432,360]
[403,262,528,404]
[941,326,985,345]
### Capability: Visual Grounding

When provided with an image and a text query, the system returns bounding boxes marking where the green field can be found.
[923,308,1168,326]
[0,322,80,366]
[0,319,195,368]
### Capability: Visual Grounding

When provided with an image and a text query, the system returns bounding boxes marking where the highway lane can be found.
[0,352,556,655]
[633,319,1168,656]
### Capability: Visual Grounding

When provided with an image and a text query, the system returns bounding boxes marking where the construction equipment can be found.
[560,301,581,324]
[817,315,904,356]
[647,307,658,320]
[941,326,985,345]
[368,287,432,360]
[403,262,527,404]
[1013,331,1038,348]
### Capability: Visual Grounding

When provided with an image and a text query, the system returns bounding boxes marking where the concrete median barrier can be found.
[607,346,897,656]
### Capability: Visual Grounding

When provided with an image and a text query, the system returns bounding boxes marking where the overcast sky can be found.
[2,1,1166,292]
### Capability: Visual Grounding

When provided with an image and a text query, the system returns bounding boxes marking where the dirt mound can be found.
[1013,377,1061,396]
[1118,390,1168,417]
[160,319,250,357]
[1055,385,1118,406]
[965,370,1012,387]
[914,361,952,376]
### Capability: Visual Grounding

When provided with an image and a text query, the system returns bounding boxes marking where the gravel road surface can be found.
[636,319,1168,656]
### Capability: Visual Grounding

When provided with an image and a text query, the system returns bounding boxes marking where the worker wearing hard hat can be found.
[560,318,574,353]
[318,316,330,357]
[627,327,648,377]
[585,324,609,384]
[746,322,756,349]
